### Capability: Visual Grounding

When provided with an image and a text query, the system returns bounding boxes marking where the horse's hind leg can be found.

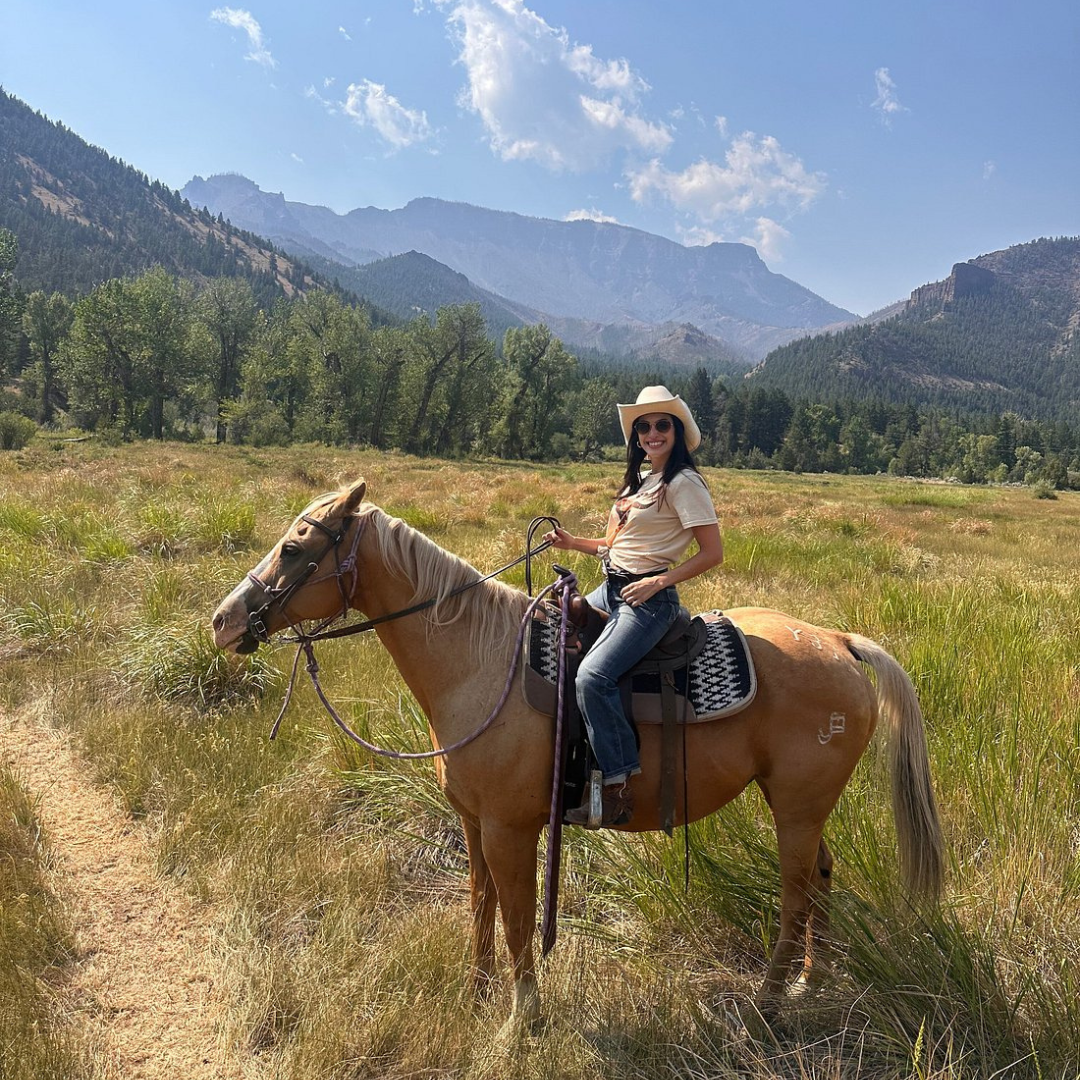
[462,816,498,1001]
[755,821,825,1019]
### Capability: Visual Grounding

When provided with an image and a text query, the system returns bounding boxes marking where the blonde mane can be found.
[359,504,528,660]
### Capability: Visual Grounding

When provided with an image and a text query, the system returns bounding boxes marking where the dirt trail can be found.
[2,711,261,1080]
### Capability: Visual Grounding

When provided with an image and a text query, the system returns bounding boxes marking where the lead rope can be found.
[281,576,567,760]
[541,565,576,956]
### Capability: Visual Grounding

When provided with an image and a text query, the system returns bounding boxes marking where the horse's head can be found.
[212,479,368,654]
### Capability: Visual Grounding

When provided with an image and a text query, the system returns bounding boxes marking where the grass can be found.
[1,440,1080,1077]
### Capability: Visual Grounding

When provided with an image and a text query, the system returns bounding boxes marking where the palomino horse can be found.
[212,479,943,1030]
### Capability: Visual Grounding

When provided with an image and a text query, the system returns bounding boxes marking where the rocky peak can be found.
[909,261,997,310]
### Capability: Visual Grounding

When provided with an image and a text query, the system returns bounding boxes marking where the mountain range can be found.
[4,86,1079,423]
[180,173,856,362]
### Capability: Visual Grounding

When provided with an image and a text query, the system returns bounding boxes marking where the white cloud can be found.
[739,217,790,262]
[442,0,671,171]
[305,85,336,114]
[565,207,620,225]
[339,25,352,41]
[342,79,434,149]
[627,132,826,220]
[714,115,728,138]
[290,152,304,164]
[983,160,997,180]
[678,224,727,247]
[871,67,907,124]
[210,7,276,68]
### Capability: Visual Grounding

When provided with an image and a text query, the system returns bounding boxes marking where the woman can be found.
[545,385,723,828]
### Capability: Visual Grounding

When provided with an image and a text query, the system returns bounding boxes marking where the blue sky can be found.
[3,0,1077,315]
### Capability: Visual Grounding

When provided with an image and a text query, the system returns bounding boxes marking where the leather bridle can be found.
[245,511,365,643]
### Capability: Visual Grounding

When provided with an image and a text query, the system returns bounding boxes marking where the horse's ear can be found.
[340,479,367,516]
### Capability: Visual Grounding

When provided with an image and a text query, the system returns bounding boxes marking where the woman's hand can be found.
[620,574,668,607]
[544,526,576,551]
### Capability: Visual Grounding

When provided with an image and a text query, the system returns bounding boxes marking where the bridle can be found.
[243,507,578,955]
[245,510,566,757]
[245,511,364,644]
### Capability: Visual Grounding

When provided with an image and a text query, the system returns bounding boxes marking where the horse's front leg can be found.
[461,815,498,1000]
[481,819,544,1035]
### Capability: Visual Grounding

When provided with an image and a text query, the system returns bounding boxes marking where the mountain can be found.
[312,249,535,341]
[747,237,1080,419]
[324,249,746,371]
[0,89,332,306]
[181,174,856,361]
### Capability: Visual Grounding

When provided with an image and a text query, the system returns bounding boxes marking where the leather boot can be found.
[564,782,634,828]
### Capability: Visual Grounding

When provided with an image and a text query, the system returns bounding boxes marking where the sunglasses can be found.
[633,418,673,436]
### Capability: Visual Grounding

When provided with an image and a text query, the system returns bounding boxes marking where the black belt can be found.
[605,565,668,585]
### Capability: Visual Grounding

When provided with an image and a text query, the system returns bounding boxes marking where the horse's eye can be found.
[281,542,303,559]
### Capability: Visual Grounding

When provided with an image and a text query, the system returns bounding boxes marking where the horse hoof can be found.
[495,1013,541,1051]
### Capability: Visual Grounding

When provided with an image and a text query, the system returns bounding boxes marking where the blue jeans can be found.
[576,580,680,784]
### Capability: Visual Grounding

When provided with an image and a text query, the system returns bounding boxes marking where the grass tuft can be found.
[119,622,281,709]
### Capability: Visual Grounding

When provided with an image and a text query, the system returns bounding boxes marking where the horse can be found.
[211,478,943,1033]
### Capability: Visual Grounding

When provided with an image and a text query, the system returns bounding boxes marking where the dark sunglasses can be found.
[633,418,673,436]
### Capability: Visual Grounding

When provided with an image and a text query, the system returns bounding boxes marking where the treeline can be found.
[2,239,1080,490]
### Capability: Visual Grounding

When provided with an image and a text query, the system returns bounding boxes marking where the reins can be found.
[261,514,567,760]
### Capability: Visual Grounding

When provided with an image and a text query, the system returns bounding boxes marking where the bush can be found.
[0,411,36,450]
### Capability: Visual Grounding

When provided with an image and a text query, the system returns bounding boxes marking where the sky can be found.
[3,0,1078,316]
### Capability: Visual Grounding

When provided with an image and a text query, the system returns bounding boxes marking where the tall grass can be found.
[2,441,1080,1077]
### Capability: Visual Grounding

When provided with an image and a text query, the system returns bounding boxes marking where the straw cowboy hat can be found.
[617,385,702,452]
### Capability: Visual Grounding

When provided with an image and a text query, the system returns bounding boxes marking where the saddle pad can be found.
[683,611,757,720]
[524,607,757,723]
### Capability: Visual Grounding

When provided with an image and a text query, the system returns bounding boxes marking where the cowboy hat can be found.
[617,385,702,452]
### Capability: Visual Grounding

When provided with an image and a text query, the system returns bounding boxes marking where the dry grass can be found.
[1,440,1080,1078]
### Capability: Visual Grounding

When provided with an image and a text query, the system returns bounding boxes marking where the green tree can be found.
[493,324,576,459]
[61,269,197,438]
[62,278,142,435]
[362,326,404,448]
[400,304,493,455]
[288,292,372,444]
[684,367,717,444]
[132,268,198,439]
[570,378,618,459]
[196,277,259,443]
[22,291,74,423]
[0,229,21,379]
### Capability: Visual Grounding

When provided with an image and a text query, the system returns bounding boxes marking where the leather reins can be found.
[246,508,580,954]
[250,512,567,760]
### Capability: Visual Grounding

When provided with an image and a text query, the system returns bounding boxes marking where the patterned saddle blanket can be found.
[523,607,757,724]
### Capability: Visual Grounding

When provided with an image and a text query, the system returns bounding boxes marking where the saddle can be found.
[524,587,756,834]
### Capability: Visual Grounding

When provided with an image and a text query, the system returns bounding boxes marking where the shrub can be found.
[120,622,281,710]
[0,411,36,450]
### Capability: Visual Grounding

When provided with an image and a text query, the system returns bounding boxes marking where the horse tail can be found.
[847,634,944,902]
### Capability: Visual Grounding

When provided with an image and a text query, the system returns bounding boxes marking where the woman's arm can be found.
[619,522,723,607]
[544,525,605,557]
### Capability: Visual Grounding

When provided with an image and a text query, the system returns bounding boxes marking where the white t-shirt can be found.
[600,469,718,575]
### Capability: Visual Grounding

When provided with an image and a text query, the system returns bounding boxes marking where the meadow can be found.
[1,438,1079,1079]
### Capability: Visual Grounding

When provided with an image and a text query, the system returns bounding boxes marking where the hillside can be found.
[331,250,746,370]
[748,237,1080,419]
[320,249,534,341]
[181,173,856,361]
[0,89,327,306]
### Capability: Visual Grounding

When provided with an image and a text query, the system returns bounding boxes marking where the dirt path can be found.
[1,710,262,1080]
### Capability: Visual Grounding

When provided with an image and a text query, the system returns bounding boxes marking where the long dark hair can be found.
[619,415,701,497]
